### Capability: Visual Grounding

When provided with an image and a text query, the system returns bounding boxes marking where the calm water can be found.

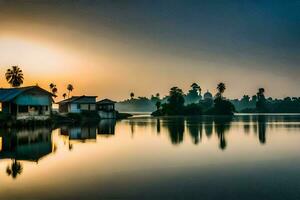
[1,115,300,200]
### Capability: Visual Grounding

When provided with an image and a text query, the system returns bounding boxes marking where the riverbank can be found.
[0,111,132,128]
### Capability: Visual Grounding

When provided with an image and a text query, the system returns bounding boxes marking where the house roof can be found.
[57,95,97,104]
[97,98,116,105]
[0,86,54,102]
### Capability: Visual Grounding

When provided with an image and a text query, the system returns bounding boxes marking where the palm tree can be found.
[216,82,226,98]
[49,83,58,96]
[5,66,24,87]
[67,84,74,98]
[257,88,265,97]
[130,92,134,99]
[63,93,67,99]
[49,83,55,90]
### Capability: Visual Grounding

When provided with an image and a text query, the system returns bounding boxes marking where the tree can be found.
[49,83,58,96]
[156,93,160,99]
[186,83,201,104]
[130,92,135,99]
[5,66,24,87]
[155,101,161,110]
[63,93,67,99]
[216,82,226,98]
[213,97,235,115]
[192,83,201,95]
[168,87,185,112]
[67,84,74,98]
[256,88,267,112]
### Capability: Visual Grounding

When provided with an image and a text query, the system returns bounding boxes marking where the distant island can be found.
[116,83,300,115]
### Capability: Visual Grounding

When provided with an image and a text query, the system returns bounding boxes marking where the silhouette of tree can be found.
[6,160,23,179]
[5,66,24,87]
[186,83,201,104]
[216,82,226,98]
[130,92,135,99]
[67,84,74,98]
[63,93,67,99]
[256,88,268,112]
[156,93,160,99]
[168,87,185,108]
[49,83,58,96]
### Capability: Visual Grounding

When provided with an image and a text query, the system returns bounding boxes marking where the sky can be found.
[0,0,299,100]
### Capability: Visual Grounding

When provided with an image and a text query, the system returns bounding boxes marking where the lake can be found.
[1,114,300,200]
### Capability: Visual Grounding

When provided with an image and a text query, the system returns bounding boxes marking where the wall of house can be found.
[15,94,51,106]
[14,92,52,120]
[69,104,81,113]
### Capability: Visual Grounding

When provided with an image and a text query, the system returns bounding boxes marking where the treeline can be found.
[234,88,300,113]
[116,83,300,114]
[152,82,234,116]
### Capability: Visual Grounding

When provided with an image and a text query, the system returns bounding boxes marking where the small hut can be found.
[97,99,116,119]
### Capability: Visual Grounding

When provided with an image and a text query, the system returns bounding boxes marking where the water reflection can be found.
[0,127,52,179]
[98,119,116,136]
[257,115,267,144]
[0,115,300,181]
[164,118,185,145]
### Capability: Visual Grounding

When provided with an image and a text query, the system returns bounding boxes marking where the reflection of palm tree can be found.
[242,115,251,134]
[204,117,213,138]
[258,115,267,144]
[214,116,232,151]
[67,84,74,98]
[219,133,227,150]
[187,117,203,145]
[156,119,161,134]
[166,118,185,145]
[5,66,24,87]
[6,159,23,179]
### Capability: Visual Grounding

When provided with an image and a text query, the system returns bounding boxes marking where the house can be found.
[97,99,117,119]
[58,95,97,113]
[0,86,54,120]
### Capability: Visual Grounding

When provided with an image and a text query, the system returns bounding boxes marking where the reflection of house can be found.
[97,99,116,119]
[0,86,54,120]
[60,126,97,141]
[0,128,52,162]
[58,95,97,113]
[98,119,116,135]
